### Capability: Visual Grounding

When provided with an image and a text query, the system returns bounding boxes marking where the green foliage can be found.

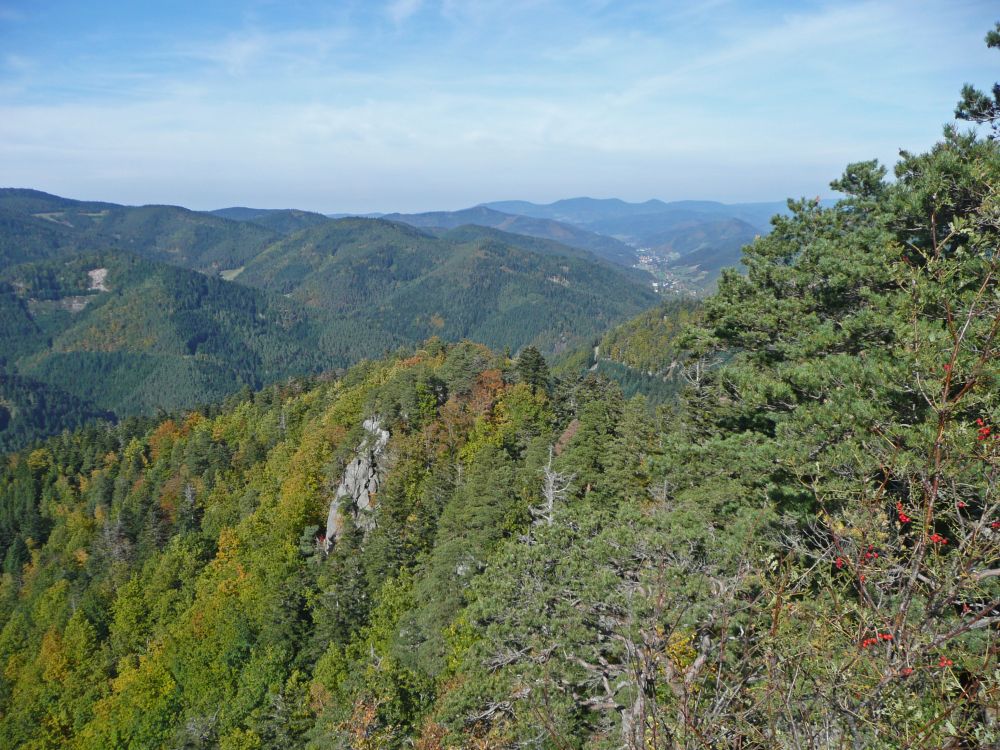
[514,345,549,394]
[0,370,112,454]
[237,217,659,354]
[552,297,701,405]
[954,22,1000,137]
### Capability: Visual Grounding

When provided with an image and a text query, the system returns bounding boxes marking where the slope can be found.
[238,217,659,353]
[0,250,404,429]
[0,189,280,274]
[0,369,113,453]
[552,296,702,402]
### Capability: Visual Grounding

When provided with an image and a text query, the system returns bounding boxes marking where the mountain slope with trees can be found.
[0,250,406,449]
[237,217,659,353]
[0,202,660,449]
[0,189,280,275]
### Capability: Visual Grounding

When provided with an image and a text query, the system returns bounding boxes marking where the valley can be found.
[4,189,722,450]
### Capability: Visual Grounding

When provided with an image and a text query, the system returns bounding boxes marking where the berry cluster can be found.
[860,633,893,648]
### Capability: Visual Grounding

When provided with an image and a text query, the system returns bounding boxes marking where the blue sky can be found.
[0,1,996,212]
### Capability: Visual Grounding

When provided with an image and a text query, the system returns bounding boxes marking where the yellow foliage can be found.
[216,527,240,562]
[27,448,51,472]
[39,628,68,683]
[665,630,697,672]
[220,728,264,750]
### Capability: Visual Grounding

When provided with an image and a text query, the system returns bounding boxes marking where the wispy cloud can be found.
[0,0,997,211]
[386,0,423,25]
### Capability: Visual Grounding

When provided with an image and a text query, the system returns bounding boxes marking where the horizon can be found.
[1,1,997,212]
[0,185,804,217]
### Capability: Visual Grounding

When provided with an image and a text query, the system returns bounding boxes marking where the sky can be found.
[0,1,997,213]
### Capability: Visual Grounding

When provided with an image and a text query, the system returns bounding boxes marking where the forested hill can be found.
[0,250,402,427]
[0,95,997,748]
[209,207,333,236]
[0,189,279,274]
[0,198,660,449]
[235,217,659,352]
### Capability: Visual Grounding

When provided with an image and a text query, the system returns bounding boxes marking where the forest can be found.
[0,217,656,450]
[0,23,997,750]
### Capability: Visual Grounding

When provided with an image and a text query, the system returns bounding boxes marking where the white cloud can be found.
[386,0,423,25]
[0,0,995,210]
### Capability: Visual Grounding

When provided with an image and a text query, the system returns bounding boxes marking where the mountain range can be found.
[381,206,639,266]
[0,189,663,449]
[483,196,789,233]
[0,186,792,449]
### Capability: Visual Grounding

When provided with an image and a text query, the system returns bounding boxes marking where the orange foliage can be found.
[399,354,427,368]
[470,369,506,415]
[216,528,240,561]
[424,397,474,457]
[158,473,184,523]
[414,720,448,750]
[182,411,204,434]
[147,419,180,461]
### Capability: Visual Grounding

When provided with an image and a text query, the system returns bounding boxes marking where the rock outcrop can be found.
[325,417,390,547]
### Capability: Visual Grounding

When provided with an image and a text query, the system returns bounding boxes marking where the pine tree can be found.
[515,345,549,394]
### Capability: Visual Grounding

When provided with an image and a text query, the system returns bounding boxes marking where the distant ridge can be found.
[482,196,793,235]
[0,188,279,274]
[383,205,638,266]
[210,206,332,235]
[485,197,673,223]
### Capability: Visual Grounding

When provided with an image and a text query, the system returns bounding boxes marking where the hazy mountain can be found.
[641,217,759,257]
[210,207,332,235]
[484,197,674,224]
[483,196,792,246]
[434,225,652,284]
[382,206,638,266]
[663,238,747,277]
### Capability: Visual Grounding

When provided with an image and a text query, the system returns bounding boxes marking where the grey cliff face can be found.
[325,417,390,547]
